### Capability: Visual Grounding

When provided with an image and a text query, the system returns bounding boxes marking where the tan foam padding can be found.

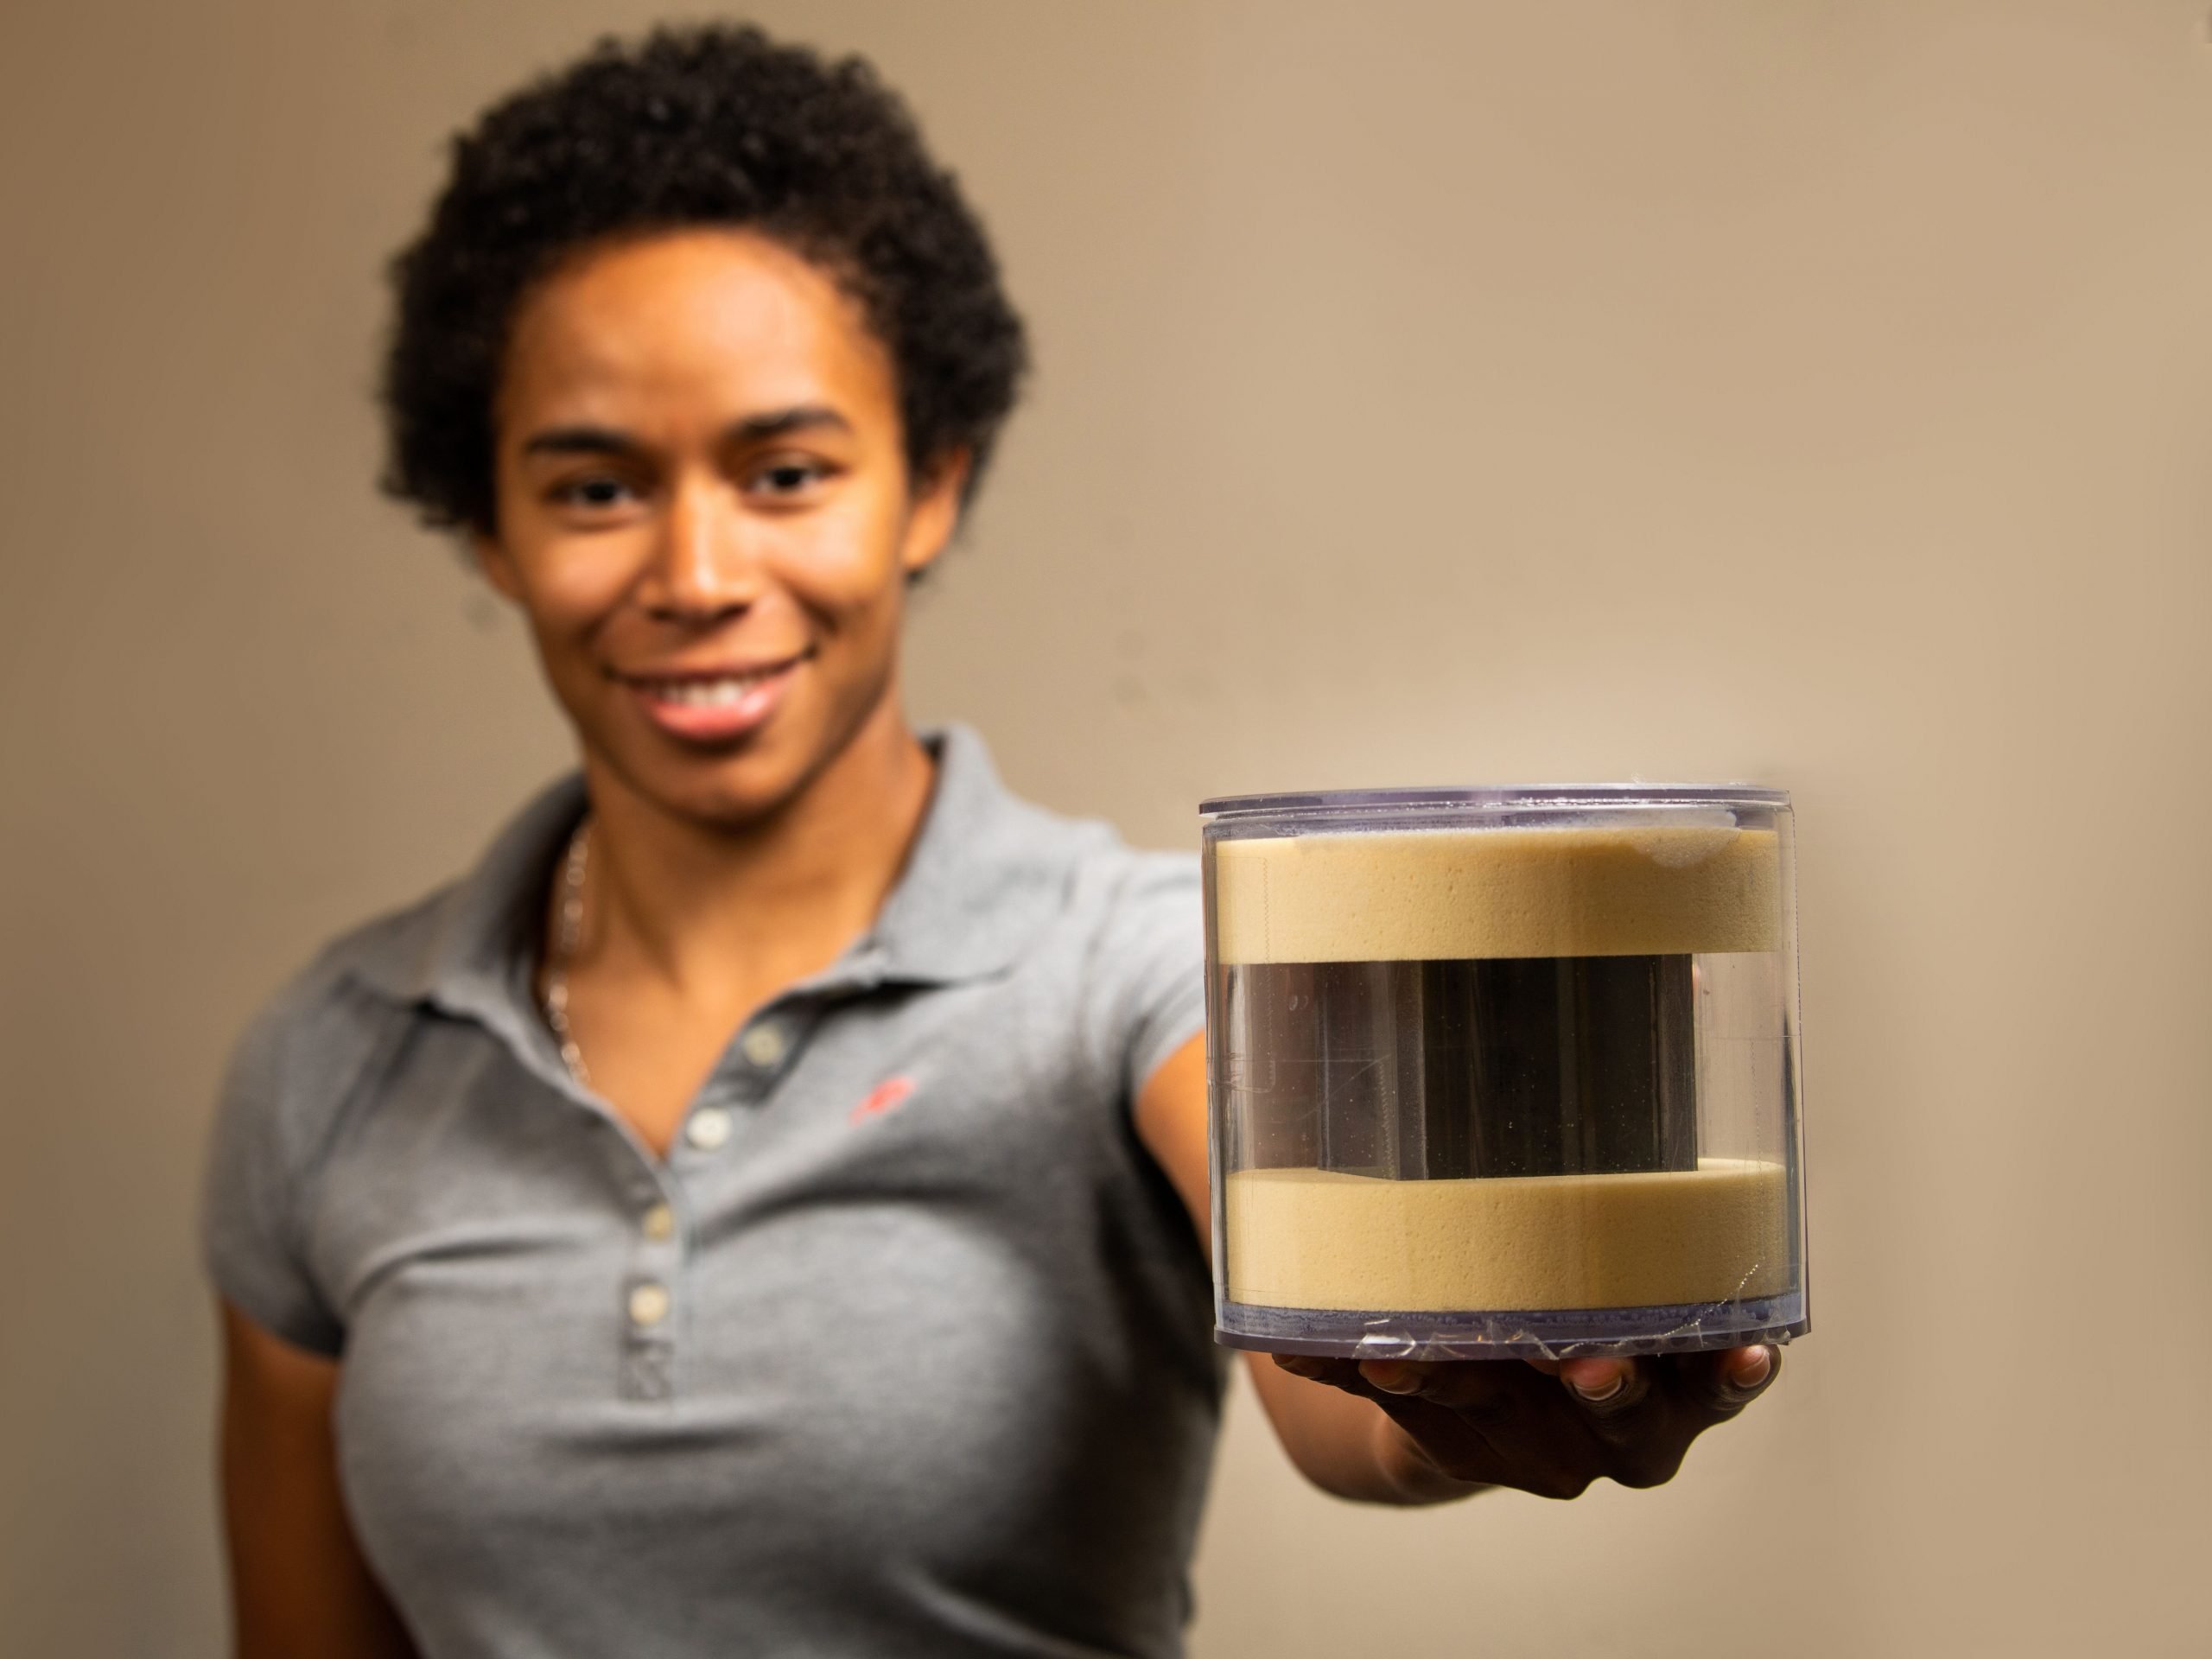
[1224,1159,1789,1312]
[1211,825,1780,962]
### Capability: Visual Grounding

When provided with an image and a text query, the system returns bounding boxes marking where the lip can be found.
[617,650,810,746]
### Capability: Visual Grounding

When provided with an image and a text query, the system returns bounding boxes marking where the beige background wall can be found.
[3,2,2208,1653]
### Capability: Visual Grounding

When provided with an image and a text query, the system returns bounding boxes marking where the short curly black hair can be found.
[381,23,1028,537]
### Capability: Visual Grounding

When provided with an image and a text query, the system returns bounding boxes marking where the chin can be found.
[575,725,800,830]
[666,755,811,830]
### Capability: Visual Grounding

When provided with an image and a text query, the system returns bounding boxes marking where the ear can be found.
[472,529,525,602]
[899,448,974,579]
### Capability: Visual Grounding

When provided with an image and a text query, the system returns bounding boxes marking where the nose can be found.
[643,472,758,624]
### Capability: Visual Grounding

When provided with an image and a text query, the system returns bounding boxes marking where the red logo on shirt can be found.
[849,1076,916,1125]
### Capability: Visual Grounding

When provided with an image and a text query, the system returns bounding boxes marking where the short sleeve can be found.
[200,990,348,1357]
[1096,851,1209,1101]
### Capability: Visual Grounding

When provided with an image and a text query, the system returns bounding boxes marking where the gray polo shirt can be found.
[202,724,1222,1659]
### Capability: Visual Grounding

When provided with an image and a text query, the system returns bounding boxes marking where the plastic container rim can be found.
[1198,783,1792,822]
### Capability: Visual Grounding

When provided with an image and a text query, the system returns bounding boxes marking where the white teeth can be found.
[652,672,769,707]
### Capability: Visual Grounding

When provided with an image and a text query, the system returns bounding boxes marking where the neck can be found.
[573,696,937,1002]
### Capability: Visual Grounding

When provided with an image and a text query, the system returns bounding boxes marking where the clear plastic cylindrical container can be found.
[1203,785,1808,1360]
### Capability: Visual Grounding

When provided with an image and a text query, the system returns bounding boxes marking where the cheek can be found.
[771,501,910,627]
[521,541,645,645]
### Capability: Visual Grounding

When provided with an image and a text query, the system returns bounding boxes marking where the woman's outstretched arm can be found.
[1132,1035,1479,1503]
[216,1302,420,1659]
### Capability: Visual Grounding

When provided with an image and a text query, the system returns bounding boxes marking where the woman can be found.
[205,25,1778,1658]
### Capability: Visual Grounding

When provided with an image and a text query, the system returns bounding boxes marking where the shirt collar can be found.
[861,722,1109,986]
[344,722,1098,1031]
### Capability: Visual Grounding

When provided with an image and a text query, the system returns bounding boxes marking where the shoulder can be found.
[1049,835,1205,1094]
[915,725,1200,976]
[221,766,584,1133]
[256,878,458,1039]
[202,885,464,1352]
[1074,841,1200,944]
[988,785,1198,960]
[215,883,456,1174]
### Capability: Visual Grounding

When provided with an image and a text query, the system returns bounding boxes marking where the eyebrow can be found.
[520,406,853,458]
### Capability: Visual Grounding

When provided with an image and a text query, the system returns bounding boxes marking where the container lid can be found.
[1199,783,1789,821]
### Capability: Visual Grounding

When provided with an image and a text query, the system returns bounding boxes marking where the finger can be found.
[1356,1358,1427,1395]
[1681,1344,1780,1421]
[1557,1356,1644,1410]
[1357,1357,1578,1431]
[1567,1346,1780,1489]
[1559,1358,1660,1430]
[1270,1352,1367,1391]
[1357,1357,1528,1413]
[1552,1357,1706,1490]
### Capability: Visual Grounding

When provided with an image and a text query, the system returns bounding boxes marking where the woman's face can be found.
[476,228,964,829]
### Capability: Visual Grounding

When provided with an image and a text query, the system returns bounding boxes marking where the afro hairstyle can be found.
[380,22,1030,537]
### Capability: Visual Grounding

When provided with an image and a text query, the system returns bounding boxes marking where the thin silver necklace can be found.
[544,817,593,1088]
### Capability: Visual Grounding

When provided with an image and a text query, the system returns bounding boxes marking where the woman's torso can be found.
[203,727,1222,1659]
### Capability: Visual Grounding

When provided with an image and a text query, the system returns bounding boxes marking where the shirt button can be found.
[685,1107,733,1151]
[640,1202,675,1242]
[627,1281,671,1328]
[740,1023,787,1069]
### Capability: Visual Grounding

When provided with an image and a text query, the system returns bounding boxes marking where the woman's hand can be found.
[1273,1344,1779,1502]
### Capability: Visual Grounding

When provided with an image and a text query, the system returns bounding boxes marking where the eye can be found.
[549,474,639,510]
[747,456,836,500]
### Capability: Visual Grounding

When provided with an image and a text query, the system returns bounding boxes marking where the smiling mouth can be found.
[620,650,812,706]
[645,671,778,708]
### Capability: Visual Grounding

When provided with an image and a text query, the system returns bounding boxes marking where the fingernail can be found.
[1361,1360,1421,1395]
[1731,1346,1775,1390]
[1275,1355,1324,1379]
[1568,1365,1626,1403]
